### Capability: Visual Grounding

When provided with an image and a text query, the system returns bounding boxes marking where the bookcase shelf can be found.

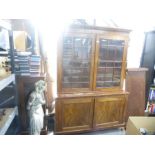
[0,20,18,135]
[0,106,17,135]
[0,74,15,91]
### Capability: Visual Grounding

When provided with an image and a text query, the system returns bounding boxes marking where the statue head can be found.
[35,80,46,93]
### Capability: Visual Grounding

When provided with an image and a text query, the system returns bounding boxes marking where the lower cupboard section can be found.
[55,94,128,134]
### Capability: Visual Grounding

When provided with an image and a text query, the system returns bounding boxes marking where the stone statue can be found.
[27,80,46,135]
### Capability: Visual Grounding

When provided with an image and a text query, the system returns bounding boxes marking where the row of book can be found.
[14,52,41,76]
[146,85,155,114]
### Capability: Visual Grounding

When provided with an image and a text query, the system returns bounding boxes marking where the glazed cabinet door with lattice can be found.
[94,34,128,91]
[57,33,95,93]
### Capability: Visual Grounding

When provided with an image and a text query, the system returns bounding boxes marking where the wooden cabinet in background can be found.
[55,25,131,134]
[125,68,148,122]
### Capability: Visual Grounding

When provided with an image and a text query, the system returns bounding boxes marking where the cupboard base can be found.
[55,91,128,134]
[54,123,126,135]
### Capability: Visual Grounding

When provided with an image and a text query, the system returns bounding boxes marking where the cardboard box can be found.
[126,116,155,135]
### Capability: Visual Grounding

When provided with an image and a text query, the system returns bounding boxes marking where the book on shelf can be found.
[30,66,40,70]
[14,51,32,56]
[16,69,30,73]
[13,53,42,76]
[30,54,40,57]
[14,55,30,59]
[19,73,31,76]
[30,62,40,66]
[17,62,29,65]
[30,55,41,61]
[20,66,30,70]
[15,57,30,60]
[0,51,9,56]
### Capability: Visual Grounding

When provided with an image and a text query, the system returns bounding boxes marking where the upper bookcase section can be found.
[57,25,131,93]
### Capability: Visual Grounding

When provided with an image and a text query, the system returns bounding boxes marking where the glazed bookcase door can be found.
[58,33,95,93]
[94,34,128,91]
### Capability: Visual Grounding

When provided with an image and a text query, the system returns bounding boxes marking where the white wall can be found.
[127,30,145,68]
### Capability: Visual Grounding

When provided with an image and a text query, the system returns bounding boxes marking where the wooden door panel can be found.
[62,102,91,128]
[125,68,147,121]
[93,34,129,91]
[56,98,93,133]
[94,96,126,129]
[58,32,96,93]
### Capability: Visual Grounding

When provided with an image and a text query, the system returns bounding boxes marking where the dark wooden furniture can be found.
[140,31,155,103]
[16,75,47,134]
[55,25,131,134]
[125,68,148,122]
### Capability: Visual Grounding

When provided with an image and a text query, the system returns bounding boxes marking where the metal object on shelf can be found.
[0,109,6,120]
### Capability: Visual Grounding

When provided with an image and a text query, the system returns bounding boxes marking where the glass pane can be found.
[106,62,114,67]
[100,42,108,60]
[99,61,106,67]
[114,68,121,77]
[113,81,120,86]
[74,38,92,47]
[62,36,92,89]
[114,62,122,68]
[96,38,124,88]
[104,81,113,87]
[62,83,71,88]
[62,82,89,88]
[97,67,106,74]
[100,39,108,46]
[113,68,121,86]
[64,37,73,44]
[63,50,73,58]
[63,37,73,58]
[108,40,124,46]
[116,46,124,61]
[96,82,104,88]
[71,82,89,88]
[105,68,113,81]
[74,47,90,60]
[108,46,115,60]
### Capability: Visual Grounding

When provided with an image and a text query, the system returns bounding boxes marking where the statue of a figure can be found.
[27,80,46,135]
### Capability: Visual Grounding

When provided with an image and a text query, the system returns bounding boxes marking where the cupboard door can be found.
[94,34,128,90]
[93,95,126,129]
[55,98,93,134]
[58,33,95,93]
